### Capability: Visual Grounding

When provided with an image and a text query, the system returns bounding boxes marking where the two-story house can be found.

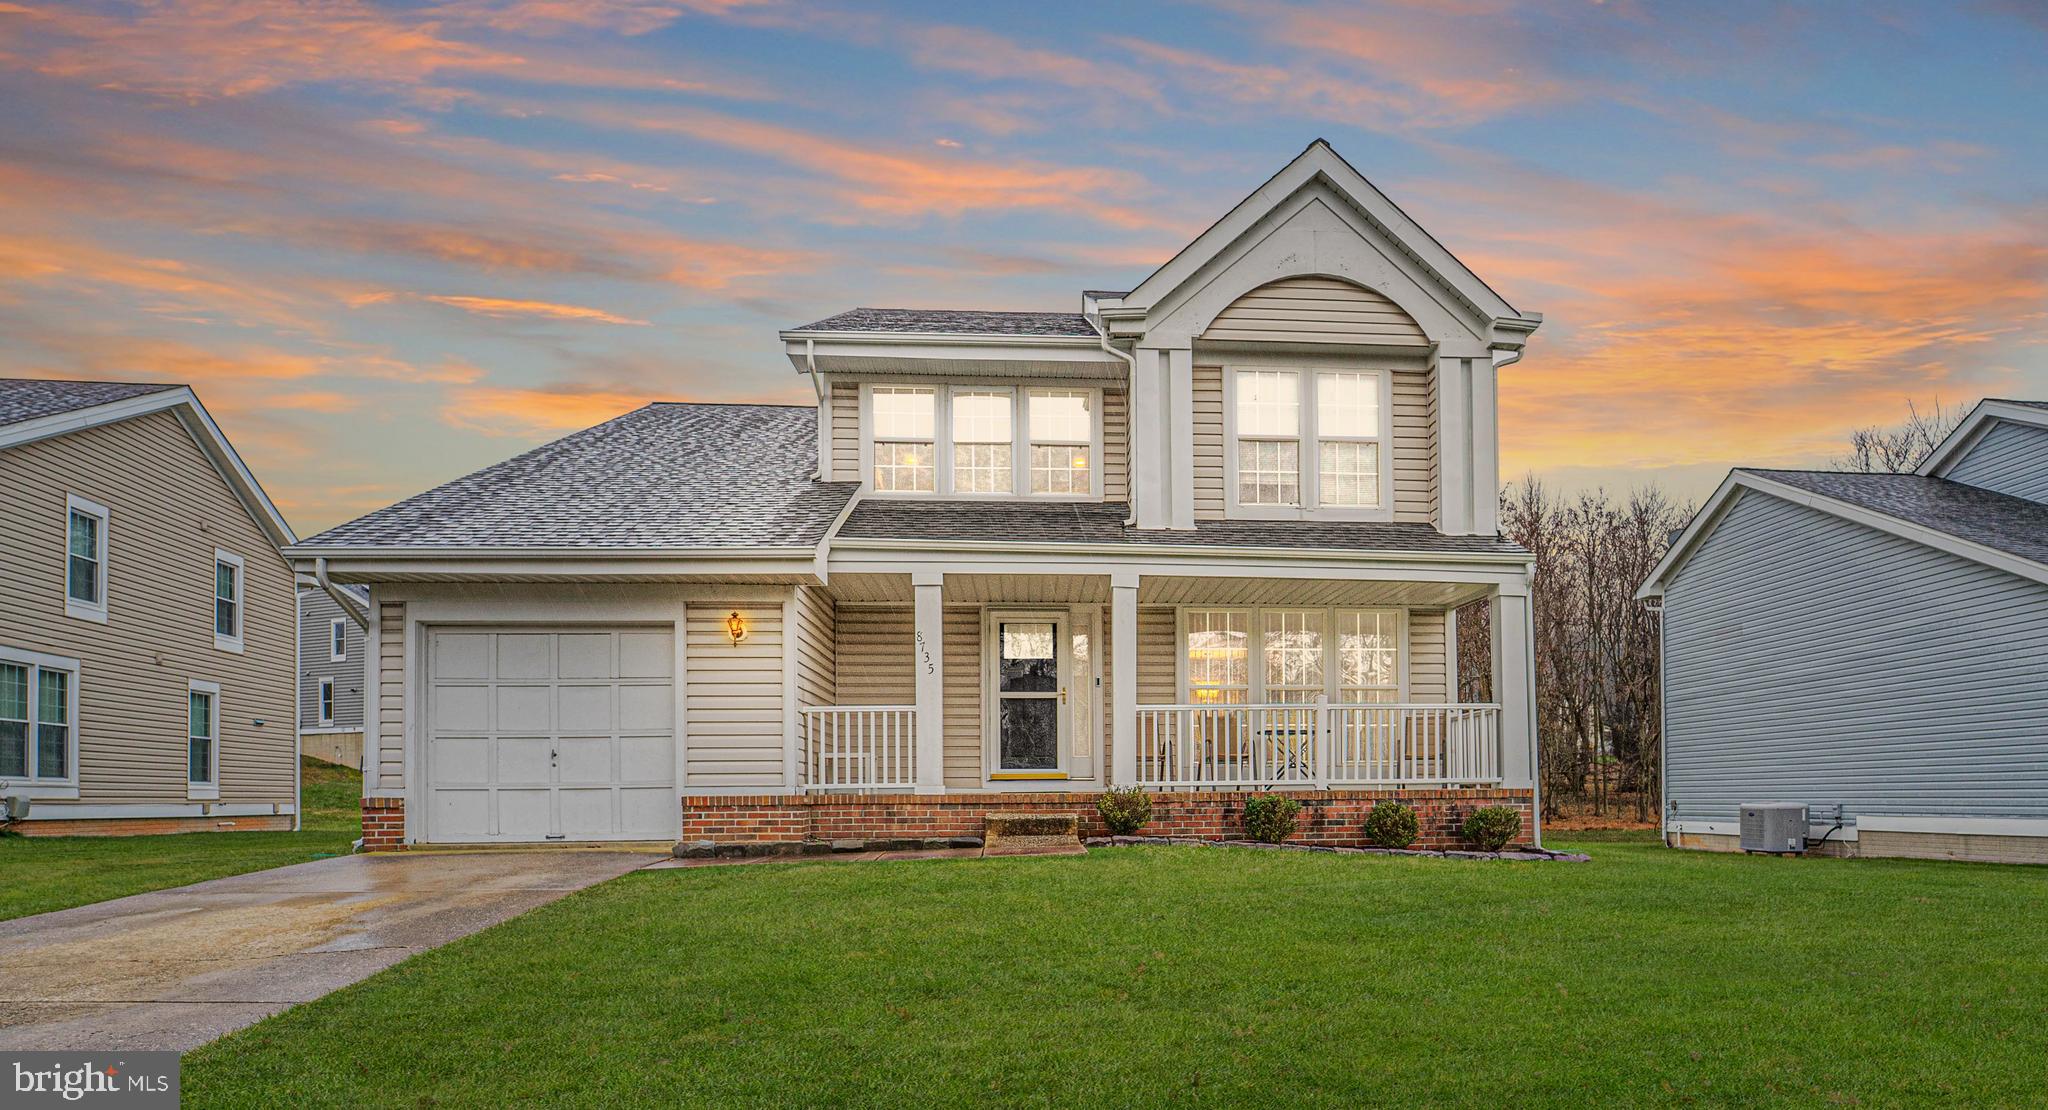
[0,379,300,834]
[298,584,369,769]
[289,141,1545,850]
[1641,398,2048,865]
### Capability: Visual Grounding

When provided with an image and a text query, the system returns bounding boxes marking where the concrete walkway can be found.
[0,849,662,1051]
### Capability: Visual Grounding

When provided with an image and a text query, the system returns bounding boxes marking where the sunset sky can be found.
[2,1,2043,534]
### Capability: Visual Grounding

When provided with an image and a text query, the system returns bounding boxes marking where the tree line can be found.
[1456,401,1964,822]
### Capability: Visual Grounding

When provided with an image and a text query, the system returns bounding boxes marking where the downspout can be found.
[805,337,827,481]
[1091,319,1139,527]
[314,558,370,629]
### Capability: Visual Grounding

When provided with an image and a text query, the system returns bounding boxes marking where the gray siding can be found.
[298,588,365,731]
[1945,420,2048,504]
[1663,490,2048,825]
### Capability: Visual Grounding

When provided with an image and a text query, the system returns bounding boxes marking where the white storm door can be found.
[990,614,1068,777]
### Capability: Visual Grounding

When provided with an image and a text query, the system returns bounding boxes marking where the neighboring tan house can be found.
[289,141,1546,851]
[0,379,300,835]
[1640,398,2048,864]
[298,584,368,769]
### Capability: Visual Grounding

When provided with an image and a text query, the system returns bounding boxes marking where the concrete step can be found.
[983,812,1085,856]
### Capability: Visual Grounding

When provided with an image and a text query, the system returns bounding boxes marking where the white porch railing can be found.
[800,705,917,792]
[1134,702,1502,790]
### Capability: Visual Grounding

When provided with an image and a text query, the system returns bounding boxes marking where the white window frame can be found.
[329,618,347,662]
[188,678,220,800]
[1223,364,1395,521]
[1176,606,1409,704]
[63,493,109,623]
[0,645,81,798]
[213,549,246,654]
[860,381,1102,501]
[318,676,335,726]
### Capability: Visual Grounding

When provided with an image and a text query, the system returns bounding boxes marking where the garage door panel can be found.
[427,627,676,845]
[619,632,672,678]
[557,634,613,679]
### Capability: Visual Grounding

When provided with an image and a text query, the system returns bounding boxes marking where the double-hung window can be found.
[214,550,245,653]
[1183,607,1404,703]
[1230,368,1387,515]
[951,390,1013,494]
[318,677,335,726]
[64,494,109,622]
[1027,390,1093,495]
[871,387,937,493]
[188,680,219,797]
[329,618,347,662]
[0,649,78,791]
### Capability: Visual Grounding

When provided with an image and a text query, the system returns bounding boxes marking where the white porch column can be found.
[1110,570,1139,787]
[912,571,945,795]
[1493,585,1538,793]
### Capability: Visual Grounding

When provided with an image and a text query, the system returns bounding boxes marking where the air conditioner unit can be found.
[2,793,29,821]
[1739,802,1806,854]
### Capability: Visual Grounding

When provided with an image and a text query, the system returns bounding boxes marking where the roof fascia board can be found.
[828,534,1533,567]
[1918,399,2048,477]
[1638,471,2048,597]
[1,386,298,548]
[827,546,1532,589]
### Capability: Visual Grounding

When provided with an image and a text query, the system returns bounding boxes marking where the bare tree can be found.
[1831,399,1965,473]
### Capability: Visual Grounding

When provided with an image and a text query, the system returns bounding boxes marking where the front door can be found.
[992,614,1067,777]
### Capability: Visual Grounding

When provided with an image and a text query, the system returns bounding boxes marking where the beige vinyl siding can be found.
[1102,384,1130,502]
[1192,364,1225,519]
[943,608,981,788]
[793,586,836,709]
[1391,367,1433,524]
[1137,608,1177,705]
[685,603,785,789]
[830,379,859,482]
[1200,276,1429,347]
[0,410,294,808]
[375,600,404,793]
[833,607,913,706]
[1407,610,1448,702]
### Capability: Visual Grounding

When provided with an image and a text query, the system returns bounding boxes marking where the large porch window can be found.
[1184,607,1402,703]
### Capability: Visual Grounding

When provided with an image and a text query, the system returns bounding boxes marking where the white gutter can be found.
[314,558,371,629]
[1090,317,1141,527]
[830,535,1535,565]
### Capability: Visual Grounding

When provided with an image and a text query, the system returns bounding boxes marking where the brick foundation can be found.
[10,814,294,837]
[361,797,407,851]
[683,789,1535,851]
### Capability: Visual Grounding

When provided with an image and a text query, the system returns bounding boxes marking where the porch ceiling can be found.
[826,573,1487,609]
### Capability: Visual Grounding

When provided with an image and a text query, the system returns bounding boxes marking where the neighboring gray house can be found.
[298,584,367,769]
[1640,398,2048,865]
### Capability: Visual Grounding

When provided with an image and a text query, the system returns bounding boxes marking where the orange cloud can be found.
[442,384,651,436]
[354,291,650,325]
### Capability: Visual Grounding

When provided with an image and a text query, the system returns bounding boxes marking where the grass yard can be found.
[0,756,360,922]
[183,831,2048,1108]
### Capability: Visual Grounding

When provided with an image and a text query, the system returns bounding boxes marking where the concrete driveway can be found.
[0,849,662,1052]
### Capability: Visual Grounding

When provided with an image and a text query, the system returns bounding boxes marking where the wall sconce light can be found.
[726,610,748,645]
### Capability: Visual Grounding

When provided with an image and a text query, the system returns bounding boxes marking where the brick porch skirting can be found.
[683,789,1535,851]
[361,797,406,851]
[9,814,295,837]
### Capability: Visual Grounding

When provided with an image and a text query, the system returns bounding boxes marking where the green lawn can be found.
[183,833,2048,1108]
[0,757,360,922]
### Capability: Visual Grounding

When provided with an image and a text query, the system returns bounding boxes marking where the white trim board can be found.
[21,802,297,820]
[1858,815,2048,838]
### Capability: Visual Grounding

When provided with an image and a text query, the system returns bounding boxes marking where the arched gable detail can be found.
[1199,274,1428,348]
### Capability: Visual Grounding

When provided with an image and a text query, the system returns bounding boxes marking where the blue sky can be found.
[1,0,2042,531]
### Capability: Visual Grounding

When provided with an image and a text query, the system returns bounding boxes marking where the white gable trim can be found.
[1917,399,2048,478]
[1,386,298,548]
[1638,470,2048,599]
[1111,141,1532,339]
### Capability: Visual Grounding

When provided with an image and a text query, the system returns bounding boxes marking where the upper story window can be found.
[214,550,245,653]
[64,494,109,623]
[330,618,347,662]
[872,387,937,493]
[0,647,78,790]
[1228,368,1389,518]
[865,383,1100,499]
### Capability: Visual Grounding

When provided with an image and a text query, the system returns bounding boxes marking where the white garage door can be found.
[426,627,677,843]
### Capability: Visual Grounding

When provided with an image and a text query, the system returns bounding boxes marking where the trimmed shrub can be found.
[1363,800,1419,849]
[1243,794,1302,844]
[1462,806,1522,852]
[1096,787,1153,835]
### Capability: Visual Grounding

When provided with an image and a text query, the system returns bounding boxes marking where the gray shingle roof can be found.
[1744,469,2048,566]
[837,499,1528,556]
[298,403,857,550]
[1986,398,2048,411]
[791,307,1099,337]
[0,379,180,427]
